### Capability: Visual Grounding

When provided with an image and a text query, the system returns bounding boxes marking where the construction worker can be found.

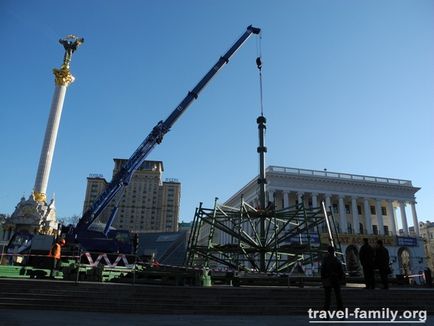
[48,238,65,278]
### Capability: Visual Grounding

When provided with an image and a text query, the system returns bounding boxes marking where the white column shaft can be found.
[351,197,360,234]
[267,190,274,204]
[283,191,289,208]
[400,202,409,236]
[312,193,318,208]
[411,202,420,236]
[325,194,332,213]
[34,85,68,195]
[338,196,347,233]
[364,198,372,235]
[376,200,385,235]
[297,192,303,206]
[387,200,397,235]
[323,194,332,233]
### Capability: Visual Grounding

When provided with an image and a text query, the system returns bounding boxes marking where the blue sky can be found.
[1,0,433,225]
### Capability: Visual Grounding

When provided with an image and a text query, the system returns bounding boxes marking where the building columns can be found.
[375,199,385,235]
[283,191,289,208]
[399,201,409,236]
[325,194,332,213]
[351,197,360,234]
[297,192,304,206]
[338,196,347,233]
[267,190,275,205]
[311,193,318,209]
[387,200,397,235]
[363,198,373,235]
[410,201,420,236]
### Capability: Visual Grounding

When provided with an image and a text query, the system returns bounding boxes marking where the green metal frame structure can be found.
[186,198,343,274]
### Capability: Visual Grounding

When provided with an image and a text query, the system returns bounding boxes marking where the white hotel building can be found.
[224,166,426,277]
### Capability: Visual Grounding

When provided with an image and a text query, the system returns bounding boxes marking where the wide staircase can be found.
[0,279,433,315]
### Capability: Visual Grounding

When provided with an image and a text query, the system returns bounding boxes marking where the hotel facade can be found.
[83,159,180,233]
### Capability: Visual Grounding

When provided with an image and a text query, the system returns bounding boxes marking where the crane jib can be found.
[75,25,261,236]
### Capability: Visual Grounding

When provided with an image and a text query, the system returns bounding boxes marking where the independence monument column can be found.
[33,35,84,202]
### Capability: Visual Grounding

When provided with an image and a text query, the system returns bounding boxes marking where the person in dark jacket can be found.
[359,238,375,289]
[374,240,390,289]
[321,246,344,312]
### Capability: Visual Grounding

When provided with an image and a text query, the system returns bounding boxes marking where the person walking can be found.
[48,238,65,278]
[374,240,390,289]
[321,246,345,313]
[359,238,375,289]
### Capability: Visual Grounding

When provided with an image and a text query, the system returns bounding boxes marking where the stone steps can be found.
[0,279,432,315]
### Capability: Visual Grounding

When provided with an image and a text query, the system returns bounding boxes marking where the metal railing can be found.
[267,166,412,186]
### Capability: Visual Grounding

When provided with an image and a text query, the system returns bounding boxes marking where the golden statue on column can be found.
[3,35,83,239]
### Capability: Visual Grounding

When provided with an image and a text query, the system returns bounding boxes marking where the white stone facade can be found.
[224,166,426,277]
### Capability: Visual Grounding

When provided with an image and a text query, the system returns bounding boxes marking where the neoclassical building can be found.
[224,166,426,277]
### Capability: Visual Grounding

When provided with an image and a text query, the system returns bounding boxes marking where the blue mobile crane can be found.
[65,25,261,253]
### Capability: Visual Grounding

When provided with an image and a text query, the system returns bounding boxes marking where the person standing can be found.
[48,238,65,278]
[359,238,375,289]
[321,246,345,313]
[374,240,390,289]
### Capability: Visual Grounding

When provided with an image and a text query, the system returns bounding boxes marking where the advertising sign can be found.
[396,236,417,247]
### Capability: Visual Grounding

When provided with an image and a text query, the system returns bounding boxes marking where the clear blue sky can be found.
[0,0,433,225]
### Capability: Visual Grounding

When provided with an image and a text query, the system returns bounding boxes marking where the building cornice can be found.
[225,166,420,205]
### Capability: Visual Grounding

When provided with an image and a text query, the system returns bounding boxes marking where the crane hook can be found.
[256,57,262,70]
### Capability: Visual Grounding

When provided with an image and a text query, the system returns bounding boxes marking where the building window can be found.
[357,205,362,215]
[381,207,387,216]
[345,205,350,214]
[359,223,364,234]
[384,225,389,235]
[370,206,376,215]
[373,225,378,235]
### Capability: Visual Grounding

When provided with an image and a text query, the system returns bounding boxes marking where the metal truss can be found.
[186,197,337,274]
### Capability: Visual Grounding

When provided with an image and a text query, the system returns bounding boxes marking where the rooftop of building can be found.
[268,166,413,186]
[113,158,164,172]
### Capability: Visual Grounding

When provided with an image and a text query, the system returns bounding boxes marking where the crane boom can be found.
[74,25,261,236]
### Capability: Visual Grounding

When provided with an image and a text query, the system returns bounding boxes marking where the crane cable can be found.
[256,32,264,117]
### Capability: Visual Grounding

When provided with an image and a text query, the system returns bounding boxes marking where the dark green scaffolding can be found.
[185,198,343,274]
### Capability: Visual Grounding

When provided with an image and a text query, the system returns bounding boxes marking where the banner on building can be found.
[320,233,396,246]
[396,236,417,247]
[289,233,320,245]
